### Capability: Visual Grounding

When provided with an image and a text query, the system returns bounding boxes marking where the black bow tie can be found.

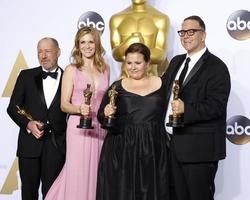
[42,71,58,79]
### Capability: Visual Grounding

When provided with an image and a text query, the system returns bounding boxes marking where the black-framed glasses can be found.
[177,29,204,37]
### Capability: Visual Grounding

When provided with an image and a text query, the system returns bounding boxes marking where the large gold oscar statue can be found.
[110,0,170,77]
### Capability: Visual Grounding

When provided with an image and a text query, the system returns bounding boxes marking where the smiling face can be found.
[79,33,96,59]
[180,19,206,56]
[125,52,148,80]
[37,38,60,71]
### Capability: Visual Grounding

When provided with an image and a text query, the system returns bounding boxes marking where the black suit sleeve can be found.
[7,71,30,129]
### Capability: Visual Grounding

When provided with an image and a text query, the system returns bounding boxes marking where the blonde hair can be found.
[71,26,107,72]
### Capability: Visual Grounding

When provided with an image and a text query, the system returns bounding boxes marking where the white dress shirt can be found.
[42,67,61,108]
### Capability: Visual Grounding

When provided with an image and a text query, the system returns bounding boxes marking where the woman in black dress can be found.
[96,43,170,200]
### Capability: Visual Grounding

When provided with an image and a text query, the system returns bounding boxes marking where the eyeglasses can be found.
[177,29,204,37]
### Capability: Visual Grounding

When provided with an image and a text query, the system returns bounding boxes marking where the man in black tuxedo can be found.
[7,37,67,200]
[163,16,231,200]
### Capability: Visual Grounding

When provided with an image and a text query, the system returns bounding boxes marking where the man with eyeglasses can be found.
[162,16,231,200]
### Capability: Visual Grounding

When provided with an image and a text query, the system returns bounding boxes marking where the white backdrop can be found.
[0,0,250,199]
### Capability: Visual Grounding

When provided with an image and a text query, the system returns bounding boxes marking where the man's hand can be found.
[171,98,184,115]
[26,121,44,139]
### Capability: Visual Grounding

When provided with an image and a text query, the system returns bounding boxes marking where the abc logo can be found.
[226,115,250,145]
[226,10,250,40]
[78,11,105,34]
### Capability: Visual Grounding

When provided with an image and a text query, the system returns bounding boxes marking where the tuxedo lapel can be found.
[48,67,63,110]
[166,55,186,102]
[35,67,47,107]
[182,59,203,88]
[182,50,210,89]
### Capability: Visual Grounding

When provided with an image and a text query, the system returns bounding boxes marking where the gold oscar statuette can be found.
[109,0,170,77]
[101,85,118,129]
[77,84,94,129]
[166,80,184,127]
[16,105,45,130]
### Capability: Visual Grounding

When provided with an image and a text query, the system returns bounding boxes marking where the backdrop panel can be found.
[0,0,249,199]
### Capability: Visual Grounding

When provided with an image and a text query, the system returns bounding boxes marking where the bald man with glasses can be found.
[162,15,231,200]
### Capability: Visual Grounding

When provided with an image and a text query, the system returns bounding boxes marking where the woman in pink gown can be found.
[45,26,109,200]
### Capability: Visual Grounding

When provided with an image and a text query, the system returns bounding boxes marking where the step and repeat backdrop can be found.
[0,0,249,199]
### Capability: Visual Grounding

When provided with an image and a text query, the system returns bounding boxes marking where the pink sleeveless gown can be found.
[45,67,108,200]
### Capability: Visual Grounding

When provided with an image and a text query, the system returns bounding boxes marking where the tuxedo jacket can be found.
[162,49,231,163]
[7,66,67,157]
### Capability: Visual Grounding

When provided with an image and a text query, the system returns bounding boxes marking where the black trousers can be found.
[18,139,65,200]
[170,144,218,200]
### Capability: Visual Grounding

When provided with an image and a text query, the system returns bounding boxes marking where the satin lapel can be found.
[182,50,210,89]
[35,67,47,107]
[49,67,63,110]
[166,55,186,101]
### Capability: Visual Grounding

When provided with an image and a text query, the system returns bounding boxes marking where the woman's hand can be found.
[80,103,91,116]
[104,104,117,117]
